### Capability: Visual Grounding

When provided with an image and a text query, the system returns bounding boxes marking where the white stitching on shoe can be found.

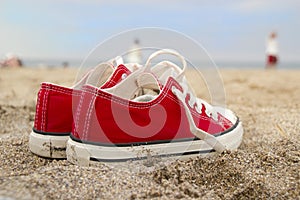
[74,88,86,135]
[39,83,82,132]
[35,89,42,129]
[109,68,127,83]
[73,67,128,140]
[84,79,174,107]
[81,77,212,126]
[102,67,128,88]
[44,88,81,96]
[82,88,98,141]
[41,83,81,96]
[75,70,219,142]
[82,85,211,124]
[41,86,48,132]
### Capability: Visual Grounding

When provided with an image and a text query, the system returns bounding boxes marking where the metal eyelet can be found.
[121,73,127,80]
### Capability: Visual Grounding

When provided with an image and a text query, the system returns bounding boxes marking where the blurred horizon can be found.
[1,0,300,67]
[22,58,299,69]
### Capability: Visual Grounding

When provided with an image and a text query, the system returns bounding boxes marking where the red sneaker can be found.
[66,49,243,166]
[29,63,131,158]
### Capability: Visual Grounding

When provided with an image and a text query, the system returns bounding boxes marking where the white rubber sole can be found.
[29,131,69,158]
[66,122,243,166]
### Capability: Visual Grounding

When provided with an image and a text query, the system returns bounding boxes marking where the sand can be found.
[0,67,299,199]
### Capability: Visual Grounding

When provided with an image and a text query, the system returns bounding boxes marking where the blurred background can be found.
[0,0,299,69]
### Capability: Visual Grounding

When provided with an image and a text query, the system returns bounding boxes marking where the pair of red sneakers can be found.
[29,49,243,166]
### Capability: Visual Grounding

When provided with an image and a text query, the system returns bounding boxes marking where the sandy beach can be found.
[0,67,299,199]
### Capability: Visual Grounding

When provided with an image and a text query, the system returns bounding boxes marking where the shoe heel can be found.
[66,138,91,166]
[29,131,68,158]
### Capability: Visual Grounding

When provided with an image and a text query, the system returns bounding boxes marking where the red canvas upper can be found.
[72,76,234,145]
[34,84,79,133]
[33,64,131,134]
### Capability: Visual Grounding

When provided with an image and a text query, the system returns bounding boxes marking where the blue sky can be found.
[1,0,299,64]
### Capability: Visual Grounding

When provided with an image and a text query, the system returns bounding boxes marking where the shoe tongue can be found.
[151,61,182,85]
[86,63,114,87]
[72,63,114,89]
[151,61,197,98]
[104,70,160,100]
[133,73,160,98]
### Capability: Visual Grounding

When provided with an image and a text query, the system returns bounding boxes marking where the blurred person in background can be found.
[0,53,23,68]
[266,31,279,69]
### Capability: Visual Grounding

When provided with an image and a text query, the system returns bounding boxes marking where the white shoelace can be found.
[172,77,226,152]
[180,78,218,121]
[141,49,227,152]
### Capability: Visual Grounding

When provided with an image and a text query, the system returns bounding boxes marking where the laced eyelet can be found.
[121,73,127,80]
[188,96,194,108]
[195,103,201,114]
[171,86,177,94]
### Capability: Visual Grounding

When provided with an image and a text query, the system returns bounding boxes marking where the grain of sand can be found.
[0,67,299,199]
